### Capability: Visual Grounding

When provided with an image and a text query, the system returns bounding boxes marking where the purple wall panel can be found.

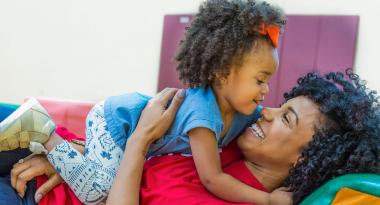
[157,15,359,108]
[262,15,358,107]
[157,15,193,91]
[316,16,359,72]
[263,16,321,107]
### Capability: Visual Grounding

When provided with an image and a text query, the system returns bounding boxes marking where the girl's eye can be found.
[256,79,265,85]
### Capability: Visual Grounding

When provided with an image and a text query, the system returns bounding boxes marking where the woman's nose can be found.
[261,107,277,121]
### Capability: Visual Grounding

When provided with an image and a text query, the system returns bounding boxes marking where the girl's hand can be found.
[132,88,185,146]
[11,155,63,203]
[269,187,293,205]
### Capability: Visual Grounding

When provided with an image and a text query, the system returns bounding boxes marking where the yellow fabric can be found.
[331,188,380,205]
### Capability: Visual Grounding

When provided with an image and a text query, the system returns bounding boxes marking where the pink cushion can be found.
[26,97,95,139]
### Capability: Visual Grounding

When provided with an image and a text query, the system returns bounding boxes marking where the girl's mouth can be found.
[253,99,264,105]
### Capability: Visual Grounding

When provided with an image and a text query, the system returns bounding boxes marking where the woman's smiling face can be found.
[237,96,322,169]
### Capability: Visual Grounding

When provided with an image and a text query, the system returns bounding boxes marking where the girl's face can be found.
[237,96,321,170]
[222,40,279,115]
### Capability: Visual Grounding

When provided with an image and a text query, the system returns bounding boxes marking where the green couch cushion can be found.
[300,173,380,205]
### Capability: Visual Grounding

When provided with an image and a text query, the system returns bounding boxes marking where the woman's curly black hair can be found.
[282,69,380,204]
[175,0,285,87]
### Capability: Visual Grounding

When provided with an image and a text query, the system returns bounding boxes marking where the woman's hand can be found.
[132,88,186,149]
[10,155,63,202]
[107,88,185,205]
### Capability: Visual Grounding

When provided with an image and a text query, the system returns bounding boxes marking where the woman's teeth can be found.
[251,123,265,139]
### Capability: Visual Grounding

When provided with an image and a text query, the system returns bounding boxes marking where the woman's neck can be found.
[244,159,289,192]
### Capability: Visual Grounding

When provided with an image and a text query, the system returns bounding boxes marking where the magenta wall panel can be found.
[157,15,193,91]
[264,16,321,107]
[316,16,358,71]
[262,15,359,107]
[157,15,359,108]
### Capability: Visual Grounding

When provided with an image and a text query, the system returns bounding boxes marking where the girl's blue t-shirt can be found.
[104,87,262,157]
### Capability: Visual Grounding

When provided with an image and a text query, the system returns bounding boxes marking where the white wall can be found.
[0,0,379,104]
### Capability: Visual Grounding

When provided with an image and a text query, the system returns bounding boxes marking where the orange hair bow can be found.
[258,22,281,48]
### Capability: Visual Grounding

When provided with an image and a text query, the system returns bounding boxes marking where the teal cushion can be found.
[300,173,380,205]
[0,103,19,122]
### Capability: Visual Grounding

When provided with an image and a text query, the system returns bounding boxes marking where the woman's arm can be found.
[107,88,185,205]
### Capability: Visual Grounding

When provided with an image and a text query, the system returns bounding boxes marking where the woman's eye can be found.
[282,112,290,125]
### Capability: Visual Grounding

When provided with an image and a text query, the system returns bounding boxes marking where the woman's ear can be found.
[292,157,303,168]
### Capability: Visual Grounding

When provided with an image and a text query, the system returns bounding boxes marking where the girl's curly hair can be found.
[282,69,380,204]
[175,0,285,87]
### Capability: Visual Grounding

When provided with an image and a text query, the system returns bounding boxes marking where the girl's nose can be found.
[261,83,270,95]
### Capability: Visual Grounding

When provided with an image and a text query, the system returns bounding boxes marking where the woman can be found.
[6,70,380,204]
[108,70,380,204]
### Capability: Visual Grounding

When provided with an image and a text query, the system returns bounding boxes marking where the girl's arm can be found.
[189,128,272,205]
[107,88,185,205]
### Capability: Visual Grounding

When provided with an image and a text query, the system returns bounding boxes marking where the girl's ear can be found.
[213,72,229,87]
[220,76,228,85]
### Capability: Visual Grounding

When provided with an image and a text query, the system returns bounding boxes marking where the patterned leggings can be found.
[47,102,123,204]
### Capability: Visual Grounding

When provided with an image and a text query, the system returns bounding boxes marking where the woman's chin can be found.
[237,133,254,152]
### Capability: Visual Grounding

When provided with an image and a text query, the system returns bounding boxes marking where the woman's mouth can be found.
[249,123,265,139]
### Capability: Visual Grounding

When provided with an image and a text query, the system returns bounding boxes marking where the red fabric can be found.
[36,126,84,205]
[140,141,268,205]
[36,128,266,205]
